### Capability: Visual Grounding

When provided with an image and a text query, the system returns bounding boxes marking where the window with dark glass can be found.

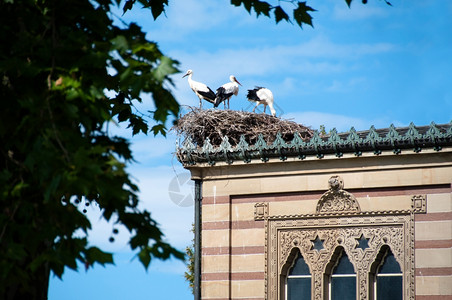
[329,251,356,300]
[374,249,402,300]
[286,252,311,300]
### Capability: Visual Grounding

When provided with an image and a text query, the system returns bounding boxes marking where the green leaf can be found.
[111,35,129,52]
[231,0,243,7]
[293,2,316,28]
[253,1,271,17]
[274,6,289,24]
[85,247,114,266]
[140,0,168,20]
[230,0,252,13]
[44,175,61,203]
[128,116,149,136]
[11,181,29,197]
[151,124,166,136]
[117,105,132,122]
[138,248,151,269]
[243,0,252,13]
[123,0,135,14]
[153,56,179,82]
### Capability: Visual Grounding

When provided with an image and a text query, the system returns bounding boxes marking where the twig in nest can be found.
[172,108,314,147]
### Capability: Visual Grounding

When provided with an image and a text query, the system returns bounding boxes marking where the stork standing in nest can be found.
[182,69,216,108]
[214,75,242,109]
[247,87,276,116]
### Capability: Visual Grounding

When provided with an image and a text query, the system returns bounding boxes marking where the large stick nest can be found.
[172,108,314,147]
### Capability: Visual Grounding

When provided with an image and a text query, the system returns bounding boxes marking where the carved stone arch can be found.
[316,176,360,214]
[322,245,357,299]
[368,244,403,300]
[266,215,414,300]
[368,244,402,274]
[280,246,303,276]
[323,245,358,275]
[368,244,390,298]
[279,246,310,300]
[376,235,405,273]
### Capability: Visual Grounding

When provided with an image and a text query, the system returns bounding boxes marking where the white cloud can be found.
[171,36,395,85]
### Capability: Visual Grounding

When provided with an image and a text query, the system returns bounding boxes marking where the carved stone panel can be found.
[411,195,426,213]
[266,214,414,300]
[255,202,269,220]
[316,176,360,214]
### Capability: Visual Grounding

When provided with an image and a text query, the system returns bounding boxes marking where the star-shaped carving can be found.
[310,235,324,251]
[355,234,370,250]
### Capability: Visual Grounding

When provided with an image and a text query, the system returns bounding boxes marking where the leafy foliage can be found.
[184,224,195,294]
[0,0,182,298]
[231,0,391,28]
[231,0,316,28]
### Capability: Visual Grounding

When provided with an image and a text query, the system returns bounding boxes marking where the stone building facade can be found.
[178,122,452,300]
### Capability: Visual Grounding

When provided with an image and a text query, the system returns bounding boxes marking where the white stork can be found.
[214,75,242,109]
[182,69,216,108]
[247,87,276,117]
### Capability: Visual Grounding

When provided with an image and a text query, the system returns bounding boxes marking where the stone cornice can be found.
[176,122,452,165]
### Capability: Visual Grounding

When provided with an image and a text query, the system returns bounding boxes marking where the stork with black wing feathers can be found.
[183,69,216,108]
[214,75,241,109]
[247,87,276,117]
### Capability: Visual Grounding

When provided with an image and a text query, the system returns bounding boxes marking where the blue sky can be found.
[49,1,452,299]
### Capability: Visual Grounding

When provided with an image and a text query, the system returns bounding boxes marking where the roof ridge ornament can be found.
[346,127,363,157]
[364,125,382,155]
[406,122,422,153]
[254,134,269,162]
[219,136,233,164]
[316,176,361,214]
[236,135,251,163]
[328,128,343,157]
[272,132,288,161]
[290,131,307,159]
[181,137,197,165]
[385,124,402,154]
[425,121,442,151]
[308,130,325,158]
[176,122,452,165]
[202,138,216,165]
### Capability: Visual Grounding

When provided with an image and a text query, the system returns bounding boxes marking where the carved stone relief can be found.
[255,202,268,220]
[411,195,426,213]
[260,176,424,300]
[316,175,360,214]
[267,215,413,300]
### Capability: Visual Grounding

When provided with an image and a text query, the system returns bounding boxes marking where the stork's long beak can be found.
[182,72,189,78]
[235,78,242,86]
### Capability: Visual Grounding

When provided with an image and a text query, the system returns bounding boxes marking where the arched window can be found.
[328,249,356,300]
[372,248,402,300]
[286,251,311,300]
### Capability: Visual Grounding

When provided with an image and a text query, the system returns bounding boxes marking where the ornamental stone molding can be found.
[316,176,360,214]
[255,202,269,220]
[411,194,427,213]
[177,122,452,165]
[256,178,428,299]
[266,214,414,300]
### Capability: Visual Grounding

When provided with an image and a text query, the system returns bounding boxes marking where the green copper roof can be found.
[176,122,452,165]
